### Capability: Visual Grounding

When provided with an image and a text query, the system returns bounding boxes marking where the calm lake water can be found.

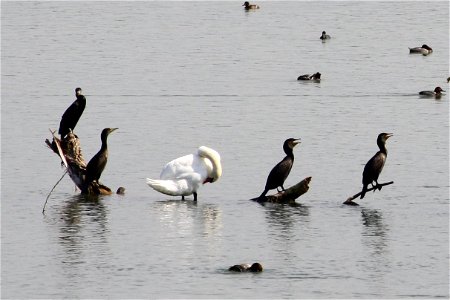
[2,1,449,298]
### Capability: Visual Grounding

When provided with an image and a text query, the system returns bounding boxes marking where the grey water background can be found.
[2,1,449,298]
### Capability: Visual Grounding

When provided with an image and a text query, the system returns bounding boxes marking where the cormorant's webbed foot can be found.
[373,181,382,191]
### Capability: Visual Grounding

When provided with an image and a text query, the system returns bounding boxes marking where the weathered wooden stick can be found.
[251,177,312,204]
[343,181,394,206]
[42,170,68,214]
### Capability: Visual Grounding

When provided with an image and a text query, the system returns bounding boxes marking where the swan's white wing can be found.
[160,154,210,181]
[147,172,203,196]
[160,154,194,179]
[146,178,191,196]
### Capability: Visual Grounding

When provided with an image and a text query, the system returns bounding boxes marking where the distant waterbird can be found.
[409,44,433,55]
[419,86,445,98]
[229,262,263,272]
[147,146,222,201]
[320,31,331,40]
[259,138,301,198]
[360,133,393,199]
[297,72,321,81]
[242,1,259,10]
[58,87,86,139]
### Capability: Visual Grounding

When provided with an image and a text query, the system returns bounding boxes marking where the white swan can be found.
[146,146,222,201]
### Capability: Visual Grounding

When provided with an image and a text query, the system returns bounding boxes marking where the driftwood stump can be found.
[45,130,113,195]
[251,177,312,204]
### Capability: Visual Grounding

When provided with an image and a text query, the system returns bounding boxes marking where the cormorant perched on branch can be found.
[259,138,301,198]
[85,128,118,185]
[58,87,86,139]
[360,133,393,199]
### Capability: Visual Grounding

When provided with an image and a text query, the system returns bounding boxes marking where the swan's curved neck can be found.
[198,146,222,181]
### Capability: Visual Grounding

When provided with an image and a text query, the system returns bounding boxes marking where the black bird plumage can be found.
[85,128,118,185]
[58,87,86,138]
[259,138,301,198]
[360,133,393,199]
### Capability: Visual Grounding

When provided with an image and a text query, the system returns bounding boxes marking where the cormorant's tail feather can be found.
[259,189,268,199]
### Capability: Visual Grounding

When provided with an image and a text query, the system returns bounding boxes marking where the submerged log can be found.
[343,181,394,206]
[45,130,113,195]
[251,177,312,204]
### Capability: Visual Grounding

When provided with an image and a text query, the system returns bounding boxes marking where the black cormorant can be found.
[259,138,301,198]
[85,128,118,185]
[360,133,393,199]
[58,87,86,138]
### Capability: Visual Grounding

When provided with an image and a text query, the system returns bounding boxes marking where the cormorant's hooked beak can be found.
[385,133,393,139]
[293,138,301,146]
[110,128,119,133]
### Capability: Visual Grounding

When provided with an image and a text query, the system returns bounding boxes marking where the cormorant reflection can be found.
[361,208,389,254]
[263,202,310,237]
[56,194,109,283]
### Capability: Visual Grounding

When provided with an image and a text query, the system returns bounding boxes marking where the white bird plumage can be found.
[146,146,222,201]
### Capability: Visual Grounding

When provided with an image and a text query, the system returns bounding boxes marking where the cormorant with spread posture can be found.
[360,133,393,199]
[85,128,118,185]
[58,87,86,139]
[259,138,301,198]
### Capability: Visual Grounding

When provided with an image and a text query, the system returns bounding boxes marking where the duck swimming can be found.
[297,72,321,81]
[242,1,259,10]
[419,86,445,98]
[146,146,222,201]
[409,44,433,55]
[320,31,331,40]
[229,263,263,272]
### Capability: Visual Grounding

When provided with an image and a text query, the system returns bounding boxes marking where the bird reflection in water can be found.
[361,208,389,254]
[42,194,111,293]
[57,194,108,259]
[359,208,391,284]
[263,203,310,237]
[153,200,222,238]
